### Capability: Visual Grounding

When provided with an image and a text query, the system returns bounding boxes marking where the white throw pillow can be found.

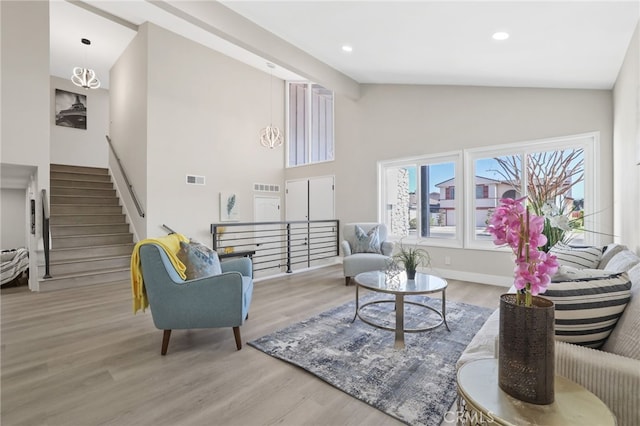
[351,225,382,254]
[602,263,640,359]
[549,242,602,269]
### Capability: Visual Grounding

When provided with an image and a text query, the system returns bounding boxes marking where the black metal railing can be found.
[106,135,145,218]
[211,220,340,274]
[41,189,51,279]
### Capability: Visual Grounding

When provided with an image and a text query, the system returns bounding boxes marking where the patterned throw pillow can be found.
[177,239,222,280]
[549,242,603,269]
[544,272,632,348]
[352,225,382,254]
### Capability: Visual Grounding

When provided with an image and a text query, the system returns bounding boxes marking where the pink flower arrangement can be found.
[487,197,559,306]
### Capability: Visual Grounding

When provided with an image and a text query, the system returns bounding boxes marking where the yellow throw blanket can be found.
[130,233,188,313]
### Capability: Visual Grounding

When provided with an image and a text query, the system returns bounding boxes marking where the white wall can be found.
[50,76,110,168]
[1,189,27,249]
[110,23,286,244]
[1,0,50,290]
[110,24,149,240]
[287,85,614,284]
[613,21,640,254]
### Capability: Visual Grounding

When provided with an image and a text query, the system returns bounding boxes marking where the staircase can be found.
[40,164,134,291]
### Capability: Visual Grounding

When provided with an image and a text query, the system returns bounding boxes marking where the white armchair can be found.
[341,223,394,285]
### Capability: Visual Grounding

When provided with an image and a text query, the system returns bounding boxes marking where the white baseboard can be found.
[254,258,341,283]
[428,268,512,287]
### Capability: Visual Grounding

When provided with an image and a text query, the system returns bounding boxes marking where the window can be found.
[476,185,489,199]
[465,134,596,249]
[379,153,462,245]
[379,133,598,251]
[287,82,334,167]
[445,187,455,200]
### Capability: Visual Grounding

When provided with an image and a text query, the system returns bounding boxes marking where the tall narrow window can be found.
[288,82,334,166]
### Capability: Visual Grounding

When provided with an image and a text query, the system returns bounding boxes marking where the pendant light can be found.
[71,38,101,90]
[260,62,283,149]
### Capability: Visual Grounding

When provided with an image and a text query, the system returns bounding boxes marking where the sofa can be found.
[1,248,29,286]
[457,244,640,426]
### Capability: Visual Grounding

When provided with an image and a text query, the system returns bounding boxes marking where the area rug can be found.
[249,294,493,425]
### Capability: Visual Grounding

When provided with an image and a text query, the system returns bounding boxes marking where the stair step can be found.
[51,223,130,237]
[50,164,109,175]
[50,171,111,182]
[50,214,126,225]
[51,195,119,205]
[48,255,131,276]
[44,164,135,292]
[50,244,134,262]
[39,268,130,291]
[51,186,116,197]
[51,204,123,215]
[53,233,133,249]
[50,179,114,190]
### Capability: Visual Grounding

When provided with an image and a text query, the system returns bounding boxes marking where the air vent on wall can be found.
[253,183,280,193]
[186,175,205,185]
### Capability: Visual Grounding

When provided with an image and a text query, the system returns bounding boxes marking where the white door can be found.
[285,176,336,270]
[309,175,335,220]
[285,180,309,271]
[308,176,335,267]
[285,179,308,221]
[254,196,282,276]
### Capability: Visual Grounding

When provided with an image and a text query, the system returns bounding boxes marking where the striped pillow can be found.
[549,243,603,269]
[544,272,632,348]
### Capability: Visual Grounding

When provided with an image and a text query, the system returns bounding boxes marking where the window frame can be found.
[463,132,599,250]
[377,151,464,248]
[285,81,335,168]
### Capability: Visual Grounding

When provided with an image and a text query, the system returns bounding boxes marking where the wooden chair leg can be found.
[233,326,242,350]
[345,276,351,286]
[161,330,171,355]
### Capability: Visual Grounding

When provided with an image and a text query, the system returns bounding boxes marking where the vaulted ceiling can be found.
[50,1,639,90]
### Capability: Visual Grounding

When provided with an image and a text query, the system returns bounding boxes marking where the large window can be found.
[379,133,598,250]
[379,153,462,246]
[287,82,334,167]
[465,134,596,249]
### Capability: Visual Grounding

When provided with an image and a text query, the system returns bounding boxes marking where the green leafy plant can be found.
[393,241,431,276]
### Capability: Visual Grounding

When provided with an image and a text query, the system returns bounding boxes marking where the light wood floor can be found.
[1,265,505,426]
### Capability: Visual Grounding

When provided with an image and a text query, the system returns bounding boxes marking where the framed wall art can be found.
[220,192,239,222]
[55,89,87,130]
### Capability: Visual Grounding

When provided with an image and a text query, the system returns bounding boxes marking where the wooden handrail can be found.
[105,135,145,218]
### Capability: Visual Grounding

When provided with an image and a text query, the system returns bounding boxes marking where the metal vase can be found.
[498,293,555,405]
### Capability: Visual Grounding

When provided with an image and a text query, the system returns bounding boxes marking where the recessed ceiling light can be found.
[342,45,353,52]
[492,32,510,41]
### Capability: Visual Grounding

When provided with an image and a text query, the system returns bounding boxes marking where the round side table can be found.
[455,358,616,426]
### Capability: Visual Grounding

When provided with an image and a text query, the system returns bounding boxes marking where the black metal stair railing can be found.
[210,220,340,274]
[41,189,51,278]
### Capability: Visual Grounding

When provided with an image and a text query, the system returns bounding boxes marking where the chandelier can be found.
[71,38,100,89]
[260,62,283,149]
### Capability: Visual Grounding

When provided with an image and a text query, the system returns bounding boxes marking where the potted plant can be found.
[393,241,430,279]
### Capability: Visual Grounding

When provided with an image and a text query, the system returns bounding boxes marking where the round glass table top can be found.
[354,271,447,295]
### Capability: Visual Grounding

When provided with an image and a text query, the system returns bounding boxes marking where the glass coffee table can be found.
[352,270,449,349]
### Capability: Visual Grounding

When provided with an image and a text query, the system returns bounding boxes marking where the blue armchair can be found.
[139,244,253,355]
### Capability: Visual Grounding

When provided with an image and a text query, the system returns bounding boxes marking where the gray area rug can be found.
[249,293,493,425]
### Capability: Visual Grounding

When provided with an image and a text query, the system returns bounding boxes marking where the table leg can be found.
[352,282,359,323]
[443,288,450,331]
[395,294,405,349]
